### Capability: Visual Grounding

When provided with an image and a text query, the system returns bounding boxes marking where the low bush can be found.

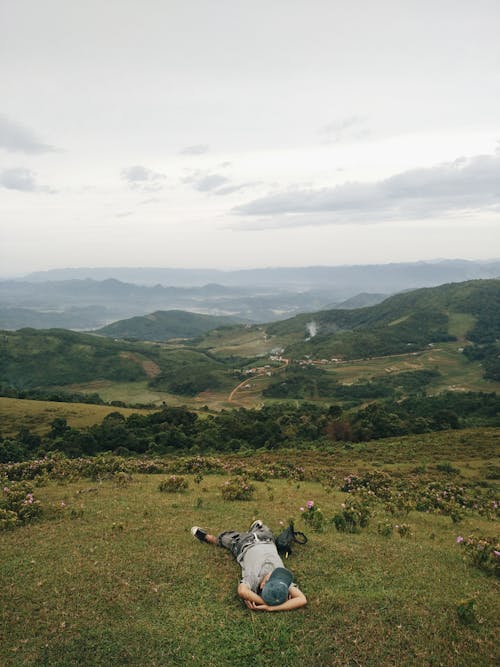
[332,497,371,533]
[300,500,326,532]
[159,475,189,493]
[221,476,255,501]
[456,534,500,577]
[0,481,43,529]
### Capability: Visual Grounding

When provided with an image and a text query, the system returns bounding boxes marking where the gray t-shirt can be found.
[239,542,287,592]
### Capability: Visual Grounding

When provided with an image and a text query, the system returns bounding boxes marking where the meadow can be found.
[1,431,498,667]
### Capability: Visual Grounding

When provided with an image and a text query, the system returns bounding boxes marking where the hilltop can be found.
[95,310,240,341]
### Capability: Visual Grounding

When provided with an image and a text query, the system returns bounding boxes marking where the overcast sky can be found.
[1,0,499,276]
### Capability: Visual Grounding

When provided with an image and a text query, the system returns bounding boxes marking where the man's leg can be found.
[191,527,217,544]
[191,527,243,556]
[216,530,243,558]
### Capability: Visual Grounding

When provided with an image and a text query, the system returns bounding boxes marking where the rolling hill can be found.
[263,279,500,360]
[95,310,240,341]
[0,280,498,406]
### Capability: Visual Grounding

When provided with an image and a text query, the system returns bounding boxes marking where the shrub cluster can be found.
[332,497,372,533]
[300,500,326,532]
[456,535,500,577]
[0,481,42,530]
[221,476,255,501]
[159,475,189,493]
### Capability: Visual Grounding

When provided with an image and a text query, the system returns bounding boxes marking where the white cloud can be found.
[233,151,500,227]
[0,114,58,154]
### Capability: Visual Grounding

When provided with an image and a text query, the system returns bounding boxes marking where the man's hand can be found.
[245,600,271,611]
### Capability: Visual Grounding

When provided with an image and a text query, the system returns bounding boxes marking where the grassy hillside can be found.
[1,431,498,666]
[0,397,152,436]
[95,310,240,341]
[1,280,498,409]
[264,279,500,360]
[0,329,237,397]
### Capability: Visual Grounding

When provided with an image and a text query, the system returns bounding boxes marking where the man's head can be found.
[261,567,293,606]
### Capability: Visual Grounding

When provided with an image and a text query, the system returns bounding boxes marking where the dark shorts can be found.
[217,524,275,560]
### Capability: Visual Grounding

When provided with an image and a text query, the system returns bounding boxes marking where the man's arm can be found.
[237,582,266,605]
[245,585,307,612]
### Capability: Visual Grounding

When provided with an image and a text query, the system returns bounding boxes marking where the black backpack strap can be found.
[292,530,308,544]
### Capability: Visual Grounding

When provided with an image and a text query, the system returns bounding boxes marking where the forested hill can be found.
[264,279,500,359]
[1,279,499,398]
[95,310,240,341]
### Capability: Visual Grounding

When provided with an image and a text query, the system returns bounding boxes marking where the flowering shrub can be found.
[0,508,18,530]
[384,492,414,517]
[456,535,500,577]
[456,597,477,625]
[377,521,393,537]
[1,481,43,529]
[114,471,132,487]
[300,500,325,532]
[395,523,412,538]
[332,497,371,533]
[159,475,189,493]
[221,476,255,501]
[341,471,392,499]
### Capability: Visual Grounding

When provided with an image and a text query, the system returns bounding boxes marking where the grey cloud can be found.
[319,115,370,143]
[0,167,45,192]
[121,165,166,191]
[233,152,500,226]
[179,144,209,155]
[0,114,58,154]
[194,174,229,191]
[183,171,229,192]
[215,181,261,196]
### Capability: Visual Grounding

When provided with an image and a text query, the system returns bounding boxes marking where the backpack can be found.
[275,520,308,558]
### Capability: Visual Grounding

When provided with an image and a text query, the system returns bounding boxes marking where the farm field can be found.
[1,432,498,667]
[321,342,500,395]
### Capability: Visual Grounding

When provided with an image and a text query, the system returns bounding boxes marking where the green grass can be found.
[0,397,153,436]
[1,440,499,666]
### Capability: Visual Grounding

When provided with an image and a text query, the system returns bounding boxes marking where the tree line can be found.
[1,391,499,462]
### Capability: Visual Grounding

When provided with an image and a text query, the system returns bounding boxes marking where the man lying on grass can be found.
[191,520,307,612]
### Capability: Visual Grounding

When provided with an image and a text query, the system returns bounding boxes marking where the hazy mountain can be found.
[21,259,500,289]
[0,279,334,329]
[329,293,388,310]
[3,260,500,334]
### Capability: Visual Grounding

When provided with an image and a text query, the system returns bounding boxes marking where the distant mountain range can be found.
[21,258,500,288]
[0,259,498,331]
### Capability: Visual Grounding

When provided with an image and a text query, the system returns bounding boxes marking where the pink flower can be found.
[306,500,314,509]
[456,536,464,543]
[493,550,500,558]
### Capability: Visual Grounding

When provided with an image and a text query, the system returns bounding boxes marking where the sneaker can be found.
[191,526,208,543]
[249,520,263,531]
